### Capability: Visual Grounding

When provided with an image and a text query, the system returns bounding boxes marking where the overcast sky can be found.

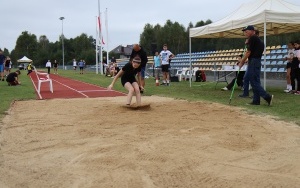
[1,0,299,52]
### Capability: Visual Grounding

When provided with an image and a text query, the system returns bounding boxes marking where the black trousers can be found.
[47,67,50,74]
[291,68,300,91]
[227,71,245,90]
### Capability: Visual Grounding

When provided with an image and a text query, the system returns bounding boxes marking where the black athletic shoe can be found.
[265,95,274,106]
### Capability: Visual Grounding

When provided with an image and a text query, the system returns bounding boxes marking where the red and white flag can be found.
[97,16,105,45]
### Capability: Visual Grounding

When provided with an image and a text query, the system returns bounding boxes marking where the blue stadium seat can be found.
[282,49,288,54]
[271,61,277,65]
[271,68,278,72]
[277,54,283,59]
[277,68,285,72]
[277,61,283,65]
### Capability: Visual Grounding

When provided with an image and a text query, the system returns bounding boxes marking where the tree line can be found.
[3,31,101,67]
[2,20,300,67]
[140,19,300,56]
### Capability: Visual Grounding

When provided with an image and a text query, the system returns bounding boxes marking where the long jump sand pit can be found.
[0,96,300,187]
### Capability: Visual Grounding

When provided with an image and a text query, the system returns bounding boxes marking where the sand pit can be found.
[0,96,300,187]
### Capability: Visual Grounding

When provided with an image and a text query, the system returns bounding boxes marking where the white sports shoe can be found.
[284,89,291,93]
[221,87,228,91]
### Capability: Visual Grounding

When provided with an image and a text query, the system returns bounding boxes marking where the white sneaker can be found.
[284,89,291,93]
[221,87,228,91]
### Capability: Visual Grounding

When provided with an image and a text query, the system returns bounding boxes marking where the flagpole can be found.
[98,0,103,75]
[105,8,109,65]
[95,16,99,74]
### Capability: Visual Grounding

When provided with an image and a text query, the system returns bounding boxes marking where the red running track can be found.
[29,72,125,100]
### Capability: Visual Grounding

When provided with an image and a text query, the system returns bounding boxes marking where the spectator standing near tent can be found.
[290,40,300,94]
[0,49,6,81]
[239,25,273,106]
[46,60,51,74]
[283,42,295,93]
[239,29,259,98]
[129,44,148,93]
[159,44,174,86]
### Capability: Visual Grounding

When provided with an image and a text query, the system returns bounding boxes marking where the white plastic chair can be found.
[177,68,187,81]
[33,66,53,94]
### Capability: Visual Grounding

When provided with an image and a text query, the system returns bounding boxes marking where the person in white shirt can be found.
[159,44,174,86]
[45,60,51,74]
[73,59,77,71]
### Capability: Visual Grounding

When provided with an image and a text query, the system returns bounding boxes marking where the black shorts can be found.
[80,67,84,70]
[286,62,292,69]
[121,77,137,86]
[161,64,169,72]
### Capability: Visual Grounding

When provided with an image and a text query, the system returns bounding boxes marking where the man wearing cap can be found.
[238,25,273,106]
[130,44,148,93]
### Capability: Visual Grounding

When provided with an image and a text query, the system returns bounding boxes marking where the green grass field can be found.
[1,69,299,125]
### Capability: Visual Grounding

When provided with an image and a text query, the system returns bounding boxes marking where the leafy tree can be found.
[2,48,10,56]
[14,31,38,62]
[140,23,155,55]
[4,20,300,68]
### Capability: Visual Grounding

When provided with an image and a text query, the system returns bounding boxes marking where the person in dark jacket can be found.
[130,44,148,93]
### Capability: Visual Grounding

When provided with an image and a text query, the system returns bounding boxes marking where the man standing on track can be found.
[53,60,59,74]
[239,25,273,106]
[46,60,51,74]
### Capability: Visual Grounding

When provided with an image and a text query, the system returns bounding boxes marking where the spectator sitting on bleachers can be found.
[106,62,120,78]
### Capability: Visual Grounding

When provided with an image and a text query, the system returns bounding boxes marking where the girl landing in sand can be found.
[108,56,143,106]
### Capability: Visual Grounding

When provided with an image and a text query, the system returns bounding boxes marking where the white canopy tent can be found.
[17,56,33,63]
[189,0,300,88]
